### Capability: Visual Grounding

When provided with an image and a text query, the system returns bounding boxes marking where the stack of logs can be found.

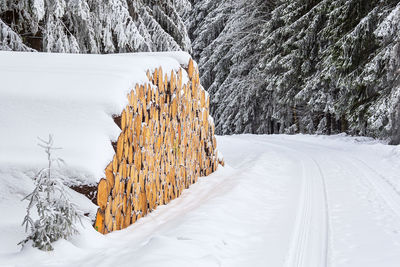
[94,59,222,234]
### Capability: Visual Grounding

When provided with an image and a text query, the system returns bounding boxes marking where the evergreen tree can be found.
[2,0,400,143]
[0,18,34,51]
[0,0,192,53]
[190,0,400,143]
[20,135,82,251]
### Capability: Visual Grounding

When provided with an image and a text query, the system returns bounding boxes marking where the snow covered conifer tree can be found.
[136,0,192,52]
[189,0,400,143]
[0,19,35,51]
[191,0,274,134]
[0,0,192,53]
[20,135,82,251]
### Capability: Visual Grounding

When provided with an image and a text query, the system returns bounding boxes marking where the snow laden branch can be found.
[190,0,400,142]
[0,0,192,53]
[0,19,35,51]
[19,135,82,251]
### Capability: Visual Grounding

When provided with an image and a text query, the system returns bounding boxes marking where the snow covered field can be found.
[1,134,400,267]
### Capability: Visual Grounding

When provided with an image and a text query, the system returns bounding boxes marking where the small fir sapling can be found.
[19,135,82,251]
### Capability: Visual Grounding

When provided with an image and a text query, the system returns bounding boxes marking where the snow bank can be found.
[0,51,190,184]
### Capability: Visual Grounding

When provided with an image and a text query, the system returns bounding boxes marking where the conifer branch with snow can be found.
[0,0,192,53]
[19,135,82,251]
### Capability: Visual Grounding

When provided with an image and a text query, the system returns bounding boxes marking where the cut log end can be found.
[97,178,108,210]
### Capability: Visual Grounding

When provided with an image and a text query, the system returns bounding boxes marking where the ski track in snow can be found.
[264,136,400,267]
[253,139,330,267]
[1,134,400,267]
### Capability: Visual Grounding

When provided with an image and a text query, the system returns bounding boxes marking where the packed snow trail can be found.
[1,135,400,267]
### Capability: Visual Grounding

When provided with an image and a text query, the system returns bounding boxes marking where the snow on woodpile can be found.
[0,51,222,235]
[94,58,222,233]
[0,51,190,183]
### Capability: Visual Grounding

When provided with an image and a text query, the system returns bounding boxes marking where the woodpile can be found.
[94,59,221,234]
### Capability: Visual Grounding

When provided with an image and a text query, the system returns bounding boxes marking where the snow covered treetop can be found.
[0,51,192,183]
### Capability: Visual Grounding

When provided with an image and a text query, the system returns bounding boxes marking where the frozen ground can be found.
[1,134,400,267]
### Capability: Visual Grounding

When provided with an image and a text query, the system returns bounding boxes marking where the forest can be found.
[1,0,399,143]
[2,2,400,266]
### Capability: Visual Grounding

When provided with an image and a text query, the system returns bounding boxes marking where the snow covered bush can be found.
[19,135,82,251]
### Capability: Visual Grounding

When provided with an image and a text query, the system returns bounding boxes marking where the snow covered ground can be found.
[1,134,400,267]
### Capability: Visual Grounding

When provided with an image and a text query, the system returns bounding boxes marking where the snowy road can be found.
[2,135,400,267]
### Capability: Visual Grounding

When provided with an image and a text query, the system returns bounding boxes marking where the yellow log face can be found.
[115,207,122,231]
[123,202,132,229]
[113,173,121,198]
[188,59,194,79]
[116,134,124,163]
[122,194,128,214]
[178,69,183,90]
[97,178,108,210]
[121,109,126,131]
[105,199,112,231]
[119,179,125,196]
[152,70,158,85]
[112,155,118,174]
[111,197,118,216]
[121,159,127,179]
[126,176,133,196]
[94,58,220,234]
[133,90,138,111]
[94,209,105,234]
[158,67,163,92]
[105,163,114,190]
[128,145,133,164]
